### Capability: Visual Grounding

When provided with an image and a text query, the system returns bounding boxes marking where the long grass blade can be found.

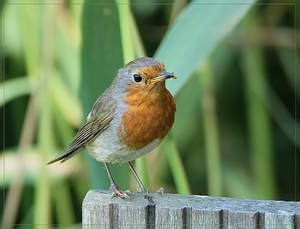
[163,135,191,194]
[198,60,222,196]
[242,45,277,199]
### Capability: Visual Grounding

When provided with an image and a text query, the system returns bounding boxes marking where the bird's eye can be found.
[133,74,143,83]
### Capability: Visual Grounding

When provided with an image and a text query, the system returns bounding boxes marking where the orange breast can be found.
[118,84,176,150]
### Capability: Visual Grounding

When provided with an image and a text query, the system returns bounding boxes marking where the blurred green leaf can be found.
[155,0,256,95]
[242,46,276,199]
[0,77,33,107]
[163,135,191,194]
[198,60,222,196]
[52,180,76,226]
[50,71,82,127]
[19,4,42,75]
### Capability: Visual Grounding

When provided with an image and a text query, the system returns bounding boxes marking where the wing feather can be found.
[47,96,116,164]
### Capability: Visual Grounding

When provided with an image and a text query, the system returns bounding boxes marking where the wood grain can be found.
[82,190,299,229]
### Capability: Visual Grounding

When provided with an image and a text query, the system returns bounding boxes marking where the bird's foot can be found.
[156,187,165,196]
[110,183,131,198]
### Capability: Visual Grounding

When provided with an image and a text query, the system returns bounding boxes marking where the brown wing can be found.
[47,96,116,164]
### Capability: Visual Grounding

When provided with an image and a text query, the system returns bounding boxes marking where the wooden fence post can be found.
[82,190,299,229]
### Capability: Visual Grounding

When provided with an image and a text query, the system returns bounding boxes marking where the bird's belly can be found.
[86,131,161,164]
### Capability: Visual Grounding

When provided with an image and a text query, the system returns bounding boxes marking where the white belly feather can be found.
[86,128,161,164]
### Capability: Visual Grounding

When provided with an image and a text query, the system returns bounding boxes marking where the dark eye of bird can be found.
[133,74,143,83]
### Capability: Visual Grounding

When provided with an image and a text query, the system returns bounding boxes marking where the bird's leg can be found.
[127,162,154,203]
[127,161,147,193]
[104,162,130,198]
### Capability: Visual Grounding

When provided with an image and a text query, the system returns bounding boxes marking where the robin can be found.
[47,57,176,200]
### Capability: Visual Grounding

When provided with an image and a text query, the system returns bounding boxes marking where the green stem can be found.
[242,46,277,199]
[198,59,222,196]
[116,0,134,62]
[164,135,191,194]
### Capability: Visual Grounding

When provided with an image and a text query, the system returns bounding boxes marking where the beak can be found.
[152,71,177,82]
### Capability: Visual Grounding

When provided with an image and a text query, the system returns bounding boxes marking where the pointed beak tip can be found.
[163,72,177,80]
[152,72,177,82]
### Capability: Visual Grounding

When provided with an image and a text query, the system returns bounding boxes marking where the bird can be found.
[47,57,176,200]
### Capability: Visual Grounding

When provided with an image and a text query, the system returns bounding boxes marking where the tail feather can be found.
[47,146,84,165]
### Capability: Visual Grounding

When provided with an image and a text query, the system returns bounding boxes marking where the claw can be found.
[110,183,131,198]
[111,190,131,198]
[156,187,165,196]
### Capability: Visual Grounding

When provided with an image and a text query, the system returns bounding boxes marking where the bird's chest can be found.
[117,90,175,150]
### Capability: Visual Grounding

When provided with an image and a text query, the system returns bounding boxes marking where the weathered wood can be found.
[82,190,299,229]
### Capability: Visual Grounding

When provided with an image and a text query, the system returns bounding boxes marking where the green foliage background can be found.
[1,0,298,228]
